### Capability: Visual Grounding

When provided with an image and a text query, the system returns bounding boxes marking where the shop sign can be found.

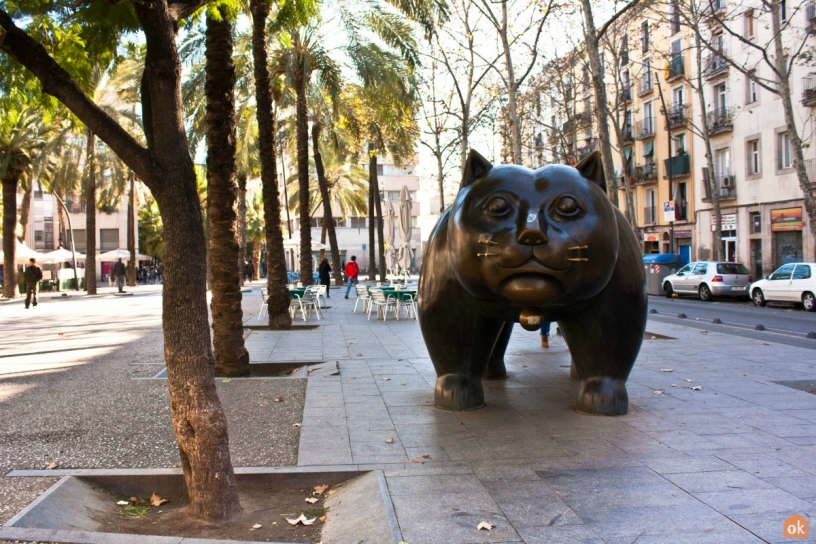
[674,230,692,239]
[643,232,660,242]
[710,213,736,232]
[771,207,803,232]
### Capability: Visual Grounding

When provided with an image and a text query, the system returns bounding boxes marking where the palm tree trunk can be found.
[371,156,387,280]
[2,175,19,298]
[312,122,343,285]
[84,128,97,295]
[127,171,137,286]
[250,0,292,330]
[55,184,66,247]
[368,155,377,280]
[294,48,313,286]
[237,174,247,286]
[206,9,249,378]
[18,180,33,242]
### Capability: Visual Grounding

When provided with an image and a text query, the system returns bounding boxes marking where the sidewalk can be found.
[247,288,816,543]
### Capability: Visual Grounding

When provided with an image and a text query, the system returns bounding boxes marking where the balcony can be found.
[634,163,658,185]
[703,172,737,202]
[638,76,653,96]
[575,110,592,126]
[644,206,656,224]
[577,138,599,160]
[807,2,815,34]
[705,0,727,20]
[663,154,691,178]
[635,118,655,140]
[548,130,559,144]
[622,123,634,143]
[618,86,632,104]
[534,133,544,149]
[803,77,816,107]
[666,56,685,81]
[708,106,733,135]
[806,158,815,187]
[667,103,689,129]
[703,51,728,78]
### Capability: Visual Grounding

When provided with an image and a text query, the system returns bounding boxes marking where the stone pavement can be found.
[244,287,816,543]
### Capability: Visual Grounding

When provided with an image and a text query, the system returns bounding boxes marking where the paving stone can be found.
[664,469,777,493]
[693,488,816,515]
[514,524,604,544]
[485,479,584,528]
[582,503,741,539]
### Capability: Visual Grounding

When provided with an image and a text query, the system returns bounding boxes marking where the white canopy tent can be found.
[97,248,152,261]
[0,240,43,263]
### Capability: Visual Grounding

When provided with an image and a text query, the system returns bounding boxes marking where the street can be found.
[648,294,816,350]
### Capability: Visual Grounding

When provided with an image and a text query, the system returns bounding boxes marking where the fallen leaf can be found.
[652,390,663,394]
[422,454,430,459]
[313,484,329,495]
[129,496,149,506]
[691,385,702,390]
[274,397,283,402]
[250,523,262,531]
[763,342,769,346]
[700,330,708,334]
[684,378,693,382]
[327,489,336,496]
[305,498,318,504]
[408,458,424,464]
[292,423,302,428]
[386,438,394,444]
[150,493,168,507]
[522,364,528,368]
[222,378,231,383]
[659,368,673,373]
[286,513,316,526]
[45,462,58,470]
[477,521,496,531]
[319,516,326,522]
[382,378,391,381]
[671,384,677,387]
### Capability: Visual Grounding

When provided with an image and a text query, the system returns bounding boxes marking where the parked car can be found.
[749,262,816,311]
[663,261,753,301]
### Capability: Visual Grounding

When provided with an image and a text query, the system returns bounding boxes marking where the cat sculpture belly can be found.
[417,150,647,416]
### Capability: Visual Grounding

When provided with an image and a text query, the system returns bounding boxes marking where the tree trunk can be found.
[368,155,376,280]
[436,152,445,214]
[18,179,33,242]
[85,128,97,295]
[250,0,292,330]
[56,184,66,247]
[294,46,313,286]
[499,1,522,164]
[2,176,18,298]
[251,240,261,281]
[237,174,247,286]
[127,171,137,286]
[579,0,619,207]
[371,157,387,280]
[312,123,344,286]
[206,8,249,378]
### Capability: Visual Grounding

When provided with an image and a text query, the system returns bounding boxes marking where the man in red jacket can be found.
[344,256,359,299]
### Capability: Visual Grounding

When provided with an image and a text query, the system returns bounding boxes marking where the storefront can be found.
[771,206,804,268]
[711,213,737,262]
[674,230,692,264]
[643,232,660,254]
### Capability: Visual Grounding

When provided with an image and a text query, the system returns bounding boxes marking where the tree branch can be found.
[0,10,153,184]
[168,0,213,21]
[597,0,641,40]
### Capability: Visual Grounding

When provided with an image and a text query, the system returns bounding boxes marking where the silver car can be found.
[663,261,753,301]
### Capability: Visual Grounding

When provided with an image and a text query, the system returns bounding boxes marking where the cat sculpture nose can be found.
[517,212,548,246]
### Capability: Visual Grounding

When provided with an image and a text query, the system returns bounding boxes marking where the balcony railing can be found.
[667,103,689,128]
[803,77,816,107]
[644,206,656,224]
[667,56,685,81]
[806,2,816,34]
[663,154,691,177]
[634,163,658,185]
[708,106,734,134]
[622,123,634,142]
[578,138,599,159]
[575,110,592,125]
[638,76,653,96]
[636,118,655,139]
[806,158,815,186]
[619,86,632,104]
[703,172,737,201]
[703,51,728,78]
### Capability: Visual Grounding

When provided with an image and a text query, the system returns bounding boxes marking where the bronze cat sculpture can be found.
[417,150,646,416]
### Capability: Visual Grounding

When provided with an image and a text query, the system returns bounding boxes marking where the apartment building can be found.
[521,0,816,273]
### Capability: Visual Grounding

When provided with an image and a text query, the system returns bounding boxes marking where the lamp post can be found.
[51,193,81,291]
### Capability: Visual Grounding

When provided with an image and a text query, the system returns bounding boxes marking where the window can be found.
[780,0,787,22]
[349,217,366,228]
[693,263,708,275]
[715,148,731,177]
[644,100,653,133]
[100,228,119,251]
[744,9,754,37]
[641,21,650,52]
[771,263,795,280]
[672,85,685,106]
[672,133,686,156]
[747,139,761,175]
[670,0,681,34]
[677,182,688,220]
[793,265,812,279]
[67,229,86,252]
[751,212,761,233]
[714,83,727,111]
[777,132,792,169]
[746,78,758,104]
[718,263,749,274]
[376,164,384,176]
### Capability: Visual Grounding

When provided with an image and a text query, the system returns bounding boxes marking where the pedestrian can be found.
[112,258,127,293]
[23,258,43,309]
[318,257,332,298]
[344,255,359,299]
[540,322,551,348]
[244,260,254,282]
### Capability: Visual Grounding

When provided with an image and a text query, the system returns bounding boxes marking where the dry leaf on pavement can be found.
[305,498,318,504]
[327,490,336,496]
[45,462,58,470]
[382,378,391,381]
[659,368,673,372]
[292,423,302,428]
[274,397,283,402]
[477,521,496,531]
[286,514,316,526]
[319,516,326,522]
[691,385,703,390]
[422,454,430,459]
[386,438,394,444]
[313,484,329,495]
[221,378,231,383]
[408,458,424,464]
[652,390,663,394]
[150,493,169,507]
[250,524,262,531]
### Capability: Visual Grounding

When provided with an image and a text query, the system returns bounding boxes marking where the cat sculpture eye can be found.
[486,196,511,216]
[554,196,580,217]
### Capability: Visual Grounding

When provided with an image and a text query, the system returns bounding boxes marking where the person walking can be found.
[318,257,332,298]
[344,255,359,299]
[244,261,254,282]
[112,258,127,293]
[540,322,551,348]
[23,258,43,309]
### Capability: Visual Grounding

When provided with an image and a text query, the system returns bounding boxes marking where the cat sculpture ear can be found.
[575,150,607,194]
[461,150,494,189]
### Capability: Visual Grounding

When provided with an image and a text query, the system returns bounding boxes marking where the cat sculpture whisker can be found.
[566,245,589,262]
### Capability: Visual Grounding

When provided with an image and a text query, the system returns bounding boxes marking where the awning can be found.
[643,140,654,156]
[624,147,632,160]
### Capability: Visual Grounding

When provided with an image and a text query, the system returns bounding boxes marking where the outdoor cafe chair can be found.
[368,288,397,321]
[257,287,269,321]
[353,285,371,313]
[290,290,321,321]
[305,285,326,309]
[396,292,418,320]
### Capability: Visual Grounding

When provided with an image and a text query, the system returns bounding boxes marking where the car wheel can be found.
[752,288,766,307]
[803,292,816,312]
[699,284,713,301]
[664,283,674,298]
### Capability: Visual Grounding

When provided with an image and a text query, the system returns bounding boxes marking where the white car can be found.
[662,261,753,301]
[750,262,816,312]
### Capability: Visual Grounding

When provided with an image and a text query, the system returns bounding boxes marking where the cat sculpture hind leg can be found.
[418,150,646,415]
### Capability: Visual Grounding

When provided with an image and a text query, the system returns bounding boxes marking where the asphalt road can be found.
[647,293,816,349]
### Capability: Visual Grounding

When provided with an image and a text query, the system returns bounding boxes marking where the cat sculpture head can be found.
[447,150,620,307]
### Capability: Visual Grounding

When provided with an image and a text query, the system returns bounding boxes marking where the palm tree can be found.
[138,197,165,258]
[245,193,265,281]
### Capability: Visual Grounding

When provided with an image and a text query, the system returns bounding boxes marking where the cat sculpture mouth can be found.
[497,256,572,274]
